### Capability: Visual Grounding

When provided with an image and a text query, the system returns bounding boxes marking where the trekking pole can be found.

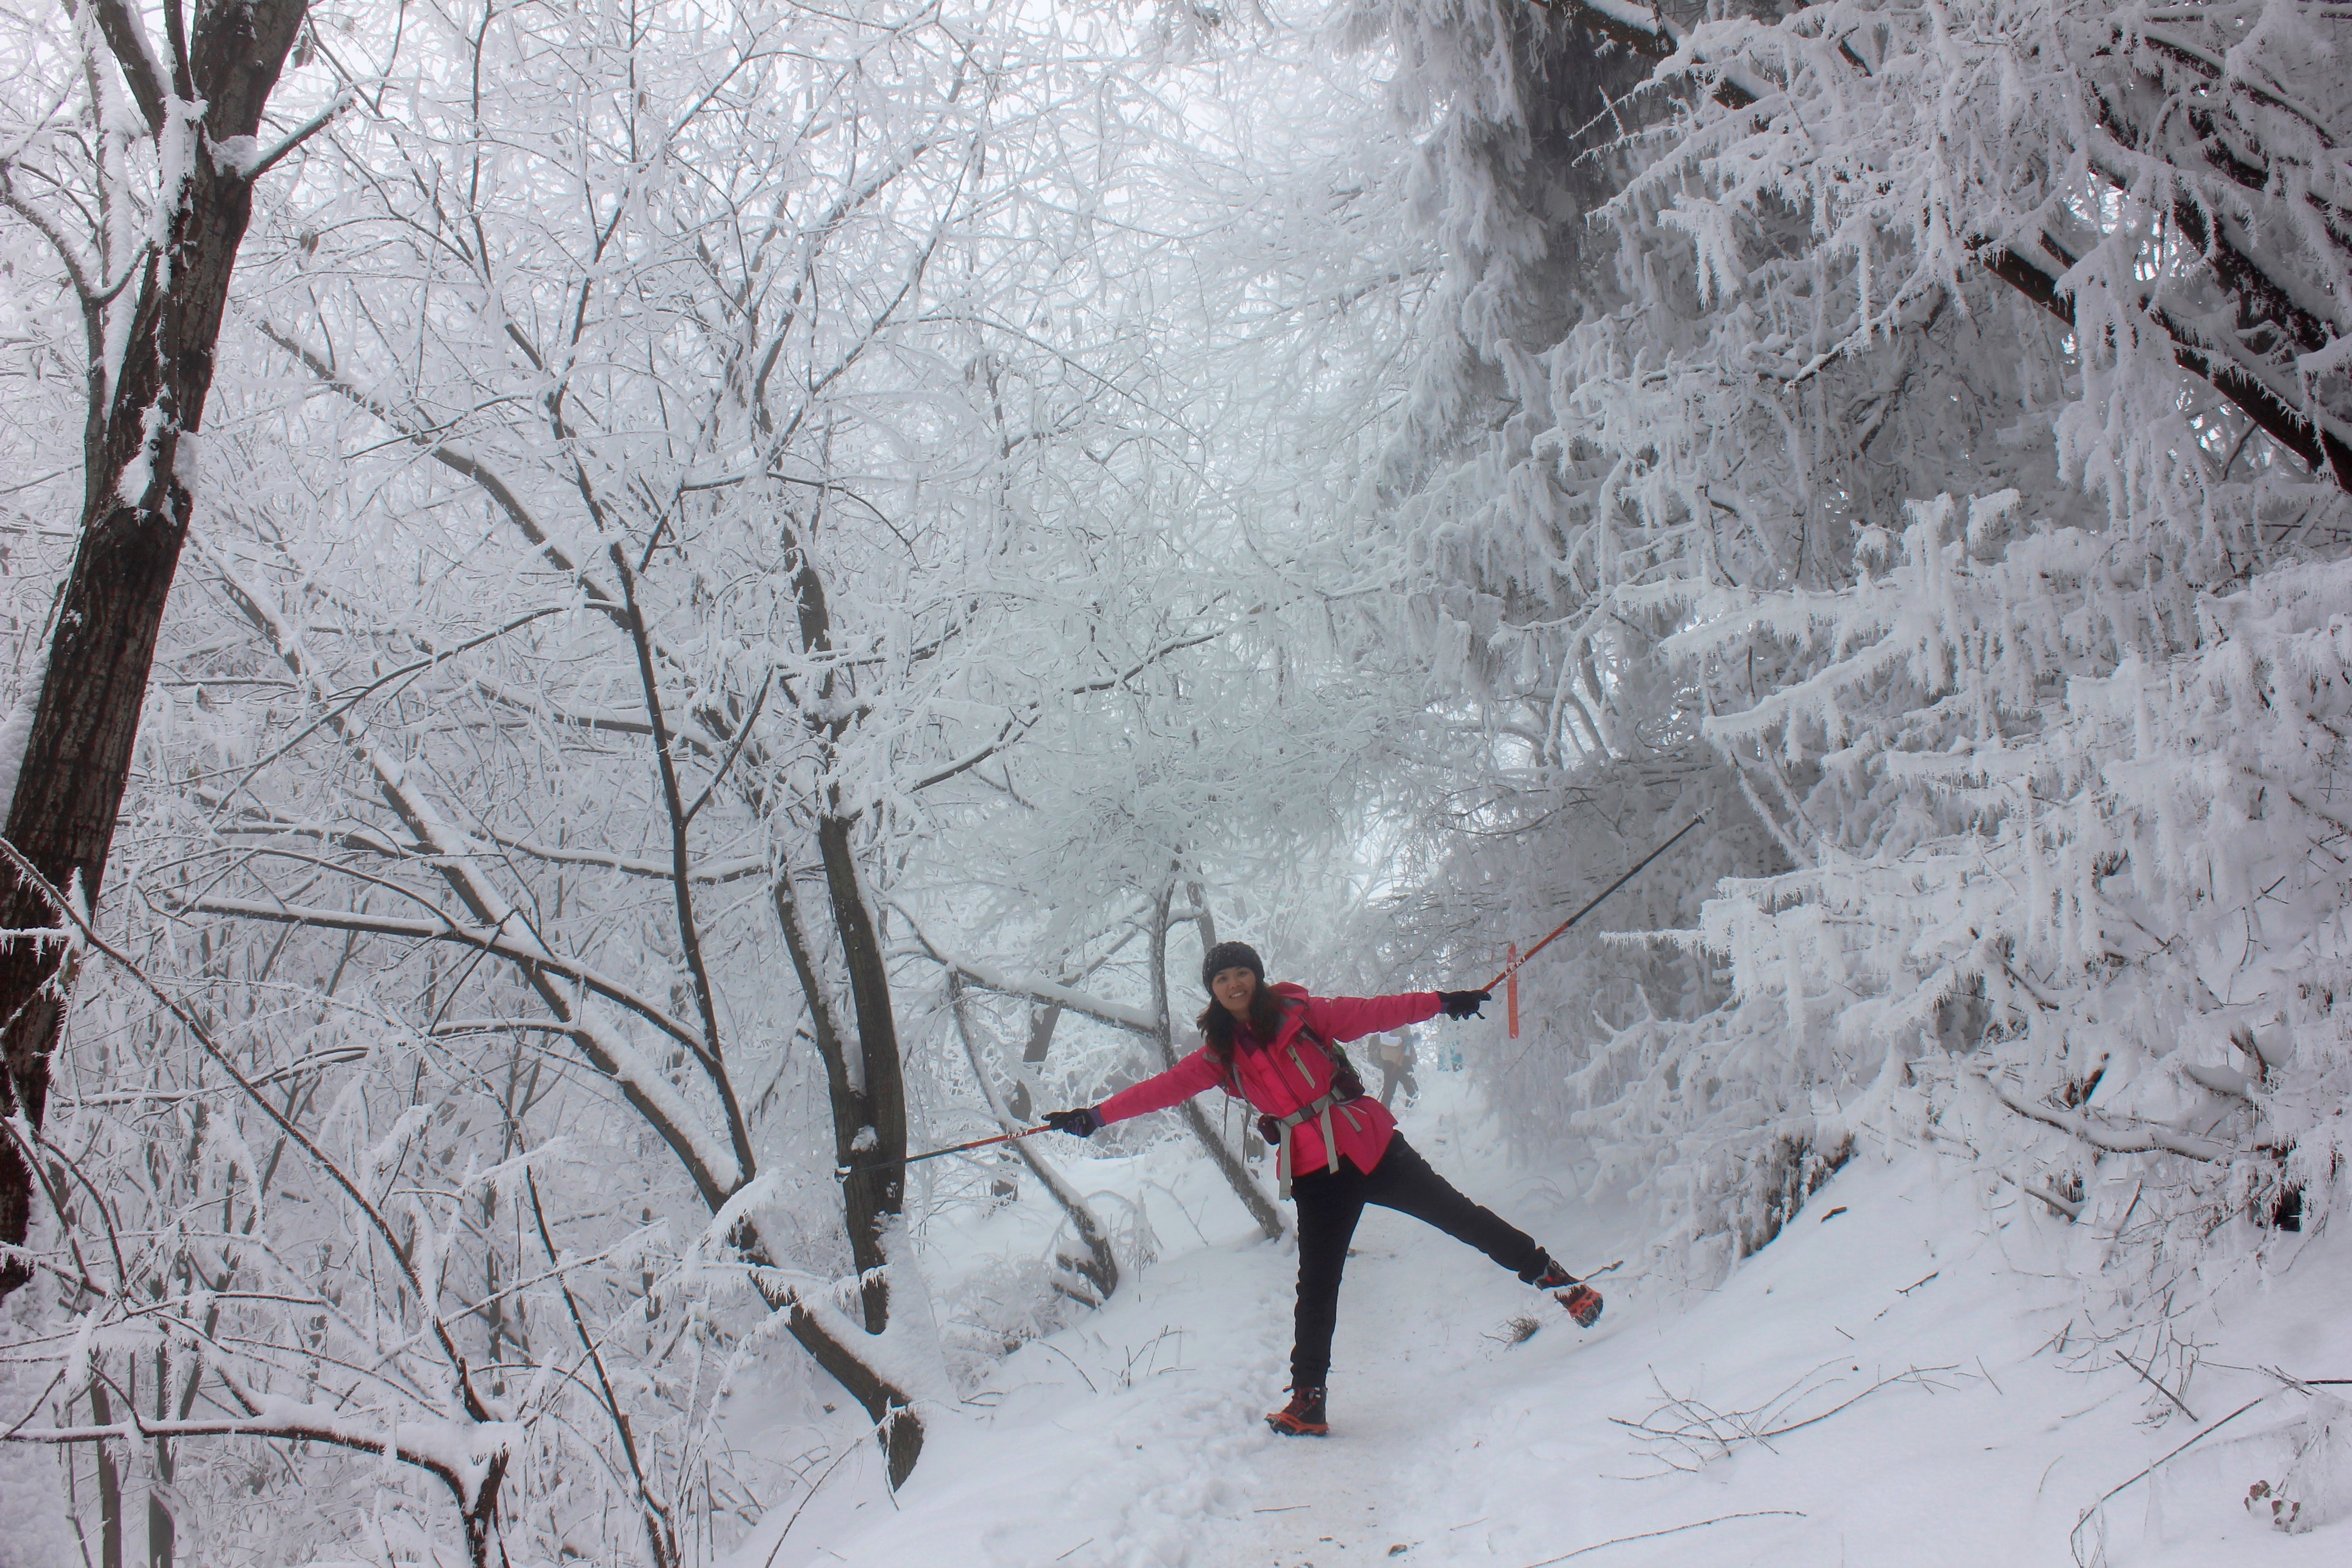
[1480,814,1708,993]
[836,1125,1050,1178]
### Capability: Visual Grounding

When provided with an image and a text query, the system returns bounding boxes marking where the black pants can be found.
[1288,1134,1543,1388]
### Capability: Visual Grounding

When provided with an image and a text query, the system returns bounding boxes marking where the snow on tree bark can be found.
[0,0,311,1303]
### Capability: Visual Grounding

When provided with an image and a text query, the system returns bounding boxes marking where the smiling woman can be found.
[1045,939,1602,1437]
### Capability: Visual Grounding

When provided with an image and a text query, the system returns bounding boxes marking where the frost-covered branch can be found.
[1981,1074,2235,1163]
[895,912,1158,1036]
[947,973,1119,1303]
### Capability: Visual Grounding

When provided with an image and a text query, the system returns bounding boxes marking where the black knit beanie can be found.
[1201,941,1265,995]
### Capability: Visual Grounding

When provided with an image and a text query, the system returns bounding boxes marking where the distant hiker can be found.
[1043,941,1602,1438]
[1374,1029,1418,1108]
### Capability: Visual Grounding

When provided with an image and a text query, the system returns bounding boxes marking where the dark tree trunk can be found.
[761,513,923,1487]
[1003,1001,1062,1122]
[89,1383,124,1568]
[461,1454,509,1568]
[150,1346,176,1568]
[819,812,911,1308]
[0,0,310,1300]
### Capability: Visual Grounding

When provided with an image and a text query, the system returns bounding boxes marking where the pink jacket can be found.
[1096,983,1442,1178]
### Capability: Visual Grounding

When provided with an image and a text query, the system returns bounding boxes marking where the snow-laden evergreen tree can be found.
[1350,0,2352,1305]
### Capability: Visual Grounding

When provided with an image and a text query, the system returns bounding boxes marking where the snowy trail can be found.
[1220,1106,1616,1568]
[1230,1234,1572,1568]
[733,1083,2351,1568]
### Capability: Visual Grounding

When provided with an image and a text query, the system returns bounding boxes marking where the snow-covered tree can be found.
[1347,0,2351,1291]
[0,0,323,1312]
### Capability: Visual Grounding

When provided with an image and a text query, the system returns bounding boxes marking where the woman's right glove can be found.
[1438,989,1492,1020]
[1042,1107,1102,1138]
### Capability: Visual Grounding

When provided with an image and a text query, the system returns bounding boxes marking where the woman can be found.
[1044,941,1603,1437]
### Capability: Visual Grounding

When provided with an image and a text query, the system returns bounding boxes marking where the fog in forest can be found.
[2,2,2348,1563]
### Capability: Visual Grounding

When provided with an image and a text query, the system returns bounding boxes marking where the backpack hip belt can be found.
[1272,1088,1365,1200]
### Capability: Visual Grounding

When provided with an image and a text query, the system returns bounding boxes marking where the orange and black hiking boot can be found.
[1529,1253,1605,1328]
[1266,1386,1328,1436]
[1556,1281,1604,1327]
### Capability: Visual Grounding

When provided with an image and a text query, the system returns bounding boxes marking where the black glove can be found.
[1256,1112,1282,1145]
[1438,990,1491,1020]
[1042,1107,1102,1138]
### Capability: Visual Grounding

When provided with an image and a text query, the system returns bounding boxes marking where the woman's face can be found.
[1211,965,1258,1020]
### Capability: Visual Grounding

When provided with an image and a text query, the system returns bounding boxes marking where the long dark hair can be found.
[1198,978,1289,1065]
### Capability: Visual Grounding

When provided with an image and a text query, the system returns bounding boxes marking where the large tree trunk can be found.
[0,0,310,1299]
[819,812,911,1301]
[764,519,924,1487]
[771,859,924,1490]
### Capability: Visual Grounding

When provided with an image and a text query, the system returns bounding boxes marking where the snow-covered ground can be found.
[732,1077,2350,1568]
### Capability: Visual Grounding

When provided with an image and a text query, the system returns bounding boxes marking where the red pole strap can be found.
[1507,943,1520,1039]
[1479,815,1709,994]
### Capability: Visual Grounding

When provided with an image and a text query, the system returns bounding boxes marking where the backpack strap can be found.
[1268,1001,1367,1198]
[1270,1089,1345,1200]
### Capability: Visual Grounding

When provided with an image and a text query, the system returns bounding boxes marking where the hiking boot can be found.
[1557,1282,1604,1328]
[1525,1252,1604,1327]
[1525,1252,1574,1290]
[1266,1386,1329,1437]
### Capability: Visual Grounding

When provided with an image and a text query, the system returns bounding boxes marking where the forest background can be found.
[0,0,2347,1562]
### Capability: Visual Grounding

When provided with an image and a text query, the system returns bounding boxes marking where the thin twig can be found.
[1515,1510,1807,1567]
[760,1414,893,1568]
[2115,1350,2198,1422]
[0,837,485,1414]
[2068,1398,2266,1564]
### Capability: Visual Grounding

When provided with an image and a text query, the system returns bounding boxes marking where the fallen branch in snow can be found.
[896,893,1286,1240]
[1611,1361,1965,1475]
[2068,1396,2270,1566]
[2014,1178,2084,1221]
[946,972,1120,1304]
[2115,1349,2199,1423]
[2180,1059,2259,1102]
[1513,1509,1808,1567]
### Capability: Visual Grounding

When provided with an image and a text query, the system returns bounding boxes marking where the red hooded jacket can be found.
[1095,982,1442,1177]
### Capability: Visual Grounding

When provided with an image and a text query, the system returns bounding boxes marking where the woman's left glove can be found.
[1042,1107,1102,1137]
[1438,990,1492,1020]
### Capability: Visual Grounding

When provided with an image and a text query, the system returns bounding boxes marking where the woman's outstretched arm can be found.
[1094,1046,1226,1125]
[1303,991,1443,1044]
